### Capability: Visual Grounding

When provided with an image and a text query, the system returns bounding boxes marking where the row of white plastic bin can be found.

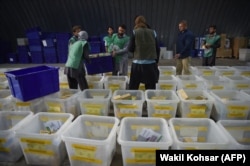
[59,74,250,91]
[0,111,249,166]
[1,88,250,121]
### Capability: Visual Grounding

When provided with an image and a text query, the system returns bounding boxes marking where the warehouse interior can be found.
[1,0,250,166]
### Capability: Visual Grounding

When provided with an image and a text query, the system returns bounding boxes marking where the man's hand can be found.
[175,54,180,59]
[112,51,116,57]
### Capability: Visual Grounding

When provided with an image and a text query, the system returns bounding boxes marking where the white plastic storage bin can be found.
[59,75,69,89]
[62,115,119,166]
[210,90,250,121]
[118,117,173,166]
[177,90,214,118]
[111,90,145,119]
[176,75,205,90]
[0,111,33,162]
[0,70,8,89]
[241,89,250,96]
[44,89,80,117]
[169,118,229,149]
[78,89,112,116]
[145,90,180,120]
[158,66,176,76]
[104,76,128,92]
[232,66,250,77]
[0,90,14,111]
[212,66,236,76]
[223,75,250,90]
[190,66,216,76]
[217,120,250,149]
[85,75,104,89]
[156,75,177,90]
[14,97,46,113]
[200,75,229,90]
[16,112,74,166]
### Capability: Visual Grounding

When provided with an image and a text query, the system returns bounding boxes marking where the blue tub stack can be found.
[42,32,58,63]
[56,33,71,63]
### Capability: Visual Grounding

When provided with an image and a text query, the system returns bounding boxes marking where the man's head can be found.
[107,26,114,35]
[118,24,126,37]
[72,25,82,36]
[178,20,188,32]
[208,25,216,35]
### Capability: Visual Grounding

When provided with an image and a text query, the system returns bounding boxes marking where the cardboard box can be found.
[232,37,248,58]
[216,48,232,58]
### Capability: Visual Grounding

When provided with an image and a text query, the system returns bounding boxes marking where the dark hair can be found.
[72,25,82,33]
[209,25,217,29]
[107,26,114,30]
[179,20,188,26]
[119,24,127,30]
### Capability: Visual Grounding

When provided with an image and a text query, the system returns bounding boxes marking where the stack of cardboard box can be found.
[216,34,232,58]
[232,37,248,59]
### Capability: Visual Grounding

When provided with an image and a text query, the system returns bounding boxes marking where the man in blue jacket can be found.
[175,20,194,75]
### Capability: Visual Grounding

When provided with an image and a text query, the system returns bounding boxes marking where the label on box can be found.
[188,105,206,117]
[21,138,52,155]
[227,105,249,118]
[0,147,10,152]
[83,104,103,115]
[236,84,250,89]
[24,149,54,156]
[39,116,67,122]
[131,125,160,131]
[126,148,156,164]
[163,71,173,75]
[152,113,172,118]
[185,83,197,89]
[16,102,31,107]
[71,144,102,164]
[154,105,173,111]
[211,85,224,90]
[241,71,250,76]
[46,102,62,112]
[42,40,47,47]
[60,82,69,89]
[222,71,234,76]
[203,70,213,76]
[174,125,207,132]
[159,84,173,90]
[108,84,120,91]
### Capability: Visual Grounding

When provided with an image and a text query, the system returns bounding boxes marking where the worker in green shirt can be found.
[68,25,82,46]
[110,24,130,76]
[202,25,221,66]
[103,26,114,52]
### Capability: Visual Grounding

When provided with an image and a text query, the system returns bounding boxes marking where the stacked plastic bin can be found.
[85,75,104,89]
[25,27,44,63]
[42,33,58,63]
[223,75,250,90]
[177,90,214,118]
[0,90,13,111]
[169,118,229,149]
[17,38,30,63]
[56,33,71,63]
[190,66,216,76]
[217,120,250,149]
[145,90,180,120]
[78,89,112,116]
[156,75,178,90]
[44,89,80,117]
[111,90,145,119]
[200,75,229,90]
[16,112,73,166]
[158,66,176,76]
[210,90,250,121]
[104,76,128,93]
[0,68,11,89]
[176,75,205,90]
[118,117,172,166]
[212,66,236,76]
[0,111,33,162]
[62,115,119,166]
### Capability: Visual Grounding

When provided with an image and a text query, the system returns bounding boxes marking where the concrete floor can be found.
[0,57,249,166]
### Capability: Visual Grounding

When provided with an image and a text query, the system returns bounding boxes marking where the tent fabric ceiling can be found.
[0,0,250,50]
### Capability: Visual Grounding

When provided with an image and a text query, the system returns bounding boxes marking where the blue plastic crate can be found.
[30,51,44,63]
[25,27,42,39]
[29,45,43,52]
[89,42,101,54]
[44,47,56,54]
[44,55,58,63]
[28,39,42,45]
[85,55,113,75]
[17,46,29,52]
[42,38,55,47]
[56,33,71,40]
[88,36,101,42]
[58,56,67,63]
[18,52,31,64]
[4,65,59,101]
